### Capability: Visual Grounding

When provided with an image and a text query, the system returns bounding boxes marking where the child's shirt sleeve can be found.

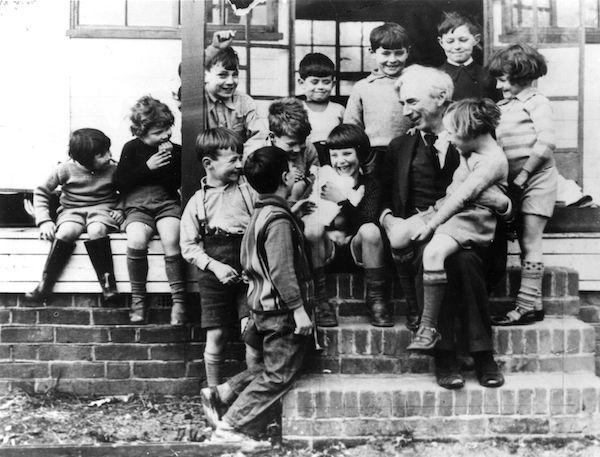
[241,95,267,156]
[429,154,507,230]
[33,164,64,226]
[115,141,151,194]
[343,81,365,128]
[264,218,304,310]
[179,192,213,270]
[522,94,556,175]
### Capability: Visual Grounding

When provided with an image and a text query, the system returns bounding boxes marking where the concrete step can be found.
[282,372,600,442]
[307,316,596,375]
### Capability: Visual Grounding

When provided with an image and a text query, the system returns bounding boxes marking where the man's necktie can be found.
[424,133,440,170]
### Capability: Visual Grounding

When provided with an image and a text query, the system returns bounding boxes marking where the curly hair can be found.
[129,95,175,137]
[268,98,312,141]
[444,98,501,139]
[487,43,547,85]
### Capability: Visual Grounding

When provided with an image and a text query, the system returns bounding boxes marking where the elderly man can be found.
[379,65,508,389]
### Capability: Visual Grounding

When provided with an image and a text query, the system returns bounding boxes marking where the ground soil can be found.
[1,391,600,456]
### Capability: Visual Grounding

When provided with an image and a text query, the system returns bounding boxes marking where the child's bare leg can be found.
[408,234,459,351]
[55,222,85,242]
[304,223,337,327]
[382,214,424,331]
[126,222,153,322]
[495,214,547,325]
[157,217,187,325]
[205,327,230,386]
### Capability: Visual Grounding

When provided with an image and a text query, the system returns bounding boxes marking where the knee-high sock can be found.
[204,350,225,386]
[313,266,328,307]
[391,247,418,314]
[127,247,148,306]
[164,254,187,306]
[420,269,447,329]
[515,261,544,312]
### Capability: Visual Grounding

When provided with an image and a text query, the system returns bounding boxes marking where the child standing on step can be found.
[180,127,256,387]
[303,124,390,328]
[488,44,558,326]
[386,99,509,358]
[116,95,188,325]
[202,146,313,446]
[28,128,122,302]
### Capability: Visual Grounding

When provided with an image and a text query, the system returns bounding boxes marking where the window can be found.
[68,0,282,40]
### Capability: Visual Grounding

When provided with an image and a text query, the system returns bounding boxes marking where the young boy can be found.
[204,38,266,155]
[203,146,314,446]
[267,98,320,203]
[343,22,413,175]
[298,52,345,165]
[437,12,501,102]
[180,127,256,387]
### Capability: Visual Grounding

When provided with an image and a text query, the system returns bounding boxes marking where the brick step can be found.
[307,316,595,375]
[282,372,600,442]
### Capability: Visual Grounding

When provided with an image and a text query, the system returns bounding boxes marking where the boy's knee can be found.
[56,223,83,242]
[87,223,108,239]
[304,224,326,244]
[358,223,381,244]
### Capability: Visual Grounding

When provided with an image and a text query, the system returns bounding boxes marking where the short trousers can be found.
[123,200,181,231]
[56,204,120,231]
[511,165,558,218]
[197,234,249,329]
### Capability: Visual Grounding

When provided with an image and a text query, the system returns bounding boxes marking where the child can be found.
[204,42,265,155]
[297,52,345,165]
[488,44,558,326]
[203,146,313,446]
[116,95,187,325]
[304,124,390,327]
[180,127,256,387]
[343,22,413,175]
[437,12,501,102]
[267,97,320,203]
[27,128,122,302]
[384,98,509,352]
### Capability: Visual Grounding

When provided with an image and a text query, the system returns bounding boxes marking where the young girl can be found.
[116,95,187,325]
[303,124,390,327]
[395,98,510,351]
[28,128,122,302]
[488,44,557,326]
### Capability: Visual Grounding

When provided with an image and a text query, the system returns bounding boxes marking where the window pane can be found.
[295,45,313,71]
[78,0,125,26]
[312,20,336,45]
[362,22,383,46]
[556,1,580,27]
[312,46,336,65]
[295,20,312,44]
[127,0,179,27]
[340,22,362,46]
[585,0,599,27]
[340,46,361,72]
[250,3,268,26]
[250,48,288,96]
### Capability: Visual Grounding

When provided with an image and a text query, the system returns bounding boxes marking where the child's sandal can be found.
[407,326,441,351]
[129,298,147,324]
[170,302,187,326]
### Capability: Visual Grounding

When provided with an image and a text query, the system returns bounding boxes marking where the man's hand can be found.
[411,223,434,243]
[39,221,56,241]
[208,260,240,285]
[293,307,313,335]
[212,30,235,49]
[291,199,316,218]
[512,170,529,190]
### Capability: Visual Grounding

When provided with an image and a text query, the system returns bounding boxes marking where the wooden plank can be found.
[0,238,167,255]
[507,253,600,281]
[0,281,198,293]
[507,237,600,254]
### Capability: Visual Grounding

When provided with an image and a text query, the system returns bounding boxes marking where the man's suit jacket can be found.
[380,131,460,219]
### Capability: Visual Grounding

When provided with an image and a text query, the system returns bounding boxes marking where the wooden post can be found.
[181,0,206,205]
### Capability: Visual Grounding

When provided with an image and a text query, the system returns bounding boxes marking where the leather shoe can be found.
[315,303,338,327]
[434,352,464,390]
[492,307,544,326]
[405,313,420,332]
[370,302,393,327]
[474,358,504,388]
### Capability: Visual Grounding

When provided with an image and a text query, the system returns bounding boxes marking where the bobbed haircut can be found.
[326,124,371,165]
[487,43,547,85]
[195,127,243,161]
[268,97,312,141]
[299,52,335,79]
[370,22,411,51]
[437,11,480,37]
[129,95,175,137]
[395,65,454,105]
[444,98,501,139]
[243,146,289,194]
[206,47,239,72]
[68,128,111,170]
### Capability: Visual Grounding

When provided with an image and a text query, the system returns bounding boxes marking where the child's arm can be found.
[241,96,267,156]
[515,95,556,188]
[342,83,365,128]
[115,143,151,193]
[414,155,507,240]
[205,30,235,63]
[33,165,64,239]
